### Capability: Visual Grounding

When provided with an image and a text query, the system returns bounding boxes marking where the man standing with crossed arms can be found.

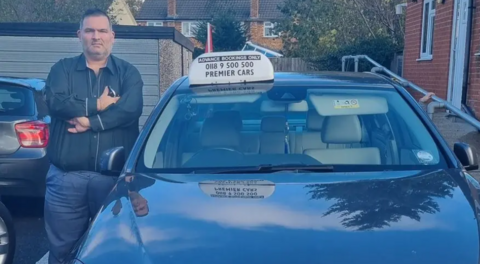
[44,8,143,264]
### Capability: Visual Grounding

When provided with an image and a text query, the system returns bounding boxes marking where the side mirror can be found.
[98,146,125,176]
[454,142,479,171]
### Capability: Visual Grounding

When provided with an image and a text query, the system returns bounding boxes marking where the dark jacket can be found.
[45,53,143,172]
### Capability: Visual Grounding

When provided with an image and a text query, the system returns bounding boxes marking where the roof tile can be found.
[137,0,285,21]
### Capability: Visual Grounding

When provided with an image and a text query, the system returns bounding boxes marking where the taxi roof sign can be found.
[188,51,275,86]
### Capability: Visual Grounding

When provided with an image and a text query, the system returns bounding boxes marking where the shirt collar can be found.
[76,53,117,74]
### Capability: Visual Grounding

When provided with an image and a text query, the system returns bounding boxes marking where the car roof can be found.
[177,71,397,91]
[0,76,46,92]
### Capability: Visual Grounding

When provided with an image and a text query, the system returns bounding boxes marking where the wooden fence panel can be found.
[269,57,312,72]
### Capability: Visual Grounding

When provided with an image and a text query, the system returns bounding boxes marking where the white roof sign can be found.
[188,51,275,85]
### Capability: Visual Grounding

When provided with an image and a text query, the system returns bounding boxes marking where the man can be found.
[44,8,143,264]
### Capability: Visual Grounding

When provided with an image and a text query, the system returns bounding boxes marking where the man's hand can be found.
[419,92,435,103]
[67,117,90,133]
[97,86,120,111]
[75,117,90,127]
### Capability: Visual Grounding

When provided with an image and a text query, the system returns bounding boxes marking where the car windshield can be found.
[137,83,447,173]
[0,83,35,116]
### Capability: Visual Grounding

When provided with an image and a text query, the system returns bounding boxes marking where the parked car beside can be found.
[0,200,15,264]
[0,76,49,197]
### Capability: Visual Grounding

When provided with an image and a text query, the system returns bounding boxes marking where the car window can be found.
[137,85,447,173]
[0,83,35,116]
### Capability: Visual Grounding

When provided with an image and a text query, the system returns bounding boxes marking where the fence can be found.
[269,57,312,72]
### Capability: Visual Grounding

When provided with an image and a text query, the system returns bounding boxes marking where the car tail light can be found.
[14,120,49,148]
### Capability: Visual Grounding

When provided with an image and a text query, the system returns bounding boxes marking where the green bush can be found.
[193,47,204,60]
[310,37,402,72]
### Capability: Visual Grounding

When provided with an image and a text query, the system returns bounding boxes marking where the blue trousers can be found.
[44,164,117,264]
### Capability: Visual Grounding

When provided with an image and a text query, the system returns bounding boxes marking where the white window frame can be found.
[420,0,436,60]
[263,22,278,37]
[182,21,199,37]
[146,21,164,26]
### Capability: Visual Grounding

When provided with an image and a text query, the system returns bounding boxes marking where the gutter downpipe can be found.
[461,0,475,107]
[428,102,445,120]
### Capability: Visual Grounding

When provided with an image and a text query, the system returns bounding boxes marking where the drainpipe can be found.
[428,101,445,120]
[461,0,475,106]
[395,3,407,15]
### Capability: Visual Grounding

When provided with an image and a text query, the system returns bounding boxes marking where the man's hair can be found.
[79,8,112,30]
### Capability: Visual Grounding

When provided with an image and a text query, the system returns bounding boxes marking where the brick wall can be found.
[403,1,454,101]
[168,0,176,17]
[171,22,203,48]
[248,21,283,51]
[467,0,480,114]
[250,0,259,19]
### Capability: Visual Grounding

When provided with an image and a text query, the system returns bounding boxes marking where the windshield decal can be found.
[334,99,359,109]
[413,150,437,165]
[198,180,276,199]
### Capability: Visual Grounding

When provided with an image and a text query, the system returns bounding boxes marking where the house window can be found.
[264,22,278,37]
[146,21,163,26]
[182,22,199,37]
[420,0,436,59]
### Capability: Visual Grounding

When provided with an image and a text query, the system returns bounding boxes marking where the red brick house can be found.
[403,0,480,116]
[135,0,284,55]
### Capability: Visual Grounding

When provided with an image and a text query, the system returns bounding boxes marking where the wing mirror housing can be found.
[454,142,479,171]
[98,146,126,176]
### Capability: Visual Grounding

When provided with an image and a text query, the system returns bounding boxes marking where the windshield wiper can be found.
[192,164,335,174]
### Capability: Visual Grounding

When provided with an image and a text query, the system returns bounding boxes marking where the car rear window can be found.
[0,83,35,116]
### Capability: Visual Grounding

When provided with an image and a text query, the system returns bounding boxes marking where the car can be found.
[68,51,480,264]
[0,200,15,264]
[0,76,49,197]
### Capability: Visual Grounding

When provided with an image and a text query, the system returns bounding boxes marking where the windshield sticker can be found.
[334,99,359,109]
[198,180,275,199]
[413,150,437,165]
[190,82,274,96]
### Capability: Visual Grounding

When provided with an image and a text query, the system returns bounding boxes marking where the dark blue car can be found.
[68,51,480,264]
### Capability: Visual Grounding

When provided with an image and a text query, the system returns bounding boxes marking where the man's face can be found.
[77,15,115,60]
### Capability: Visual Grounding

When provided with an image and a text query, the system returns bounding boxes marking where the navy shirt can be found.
[45,53,144,172]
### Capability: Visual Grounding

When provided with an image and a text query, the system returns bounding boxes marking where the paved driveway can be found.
[431,112,480,180]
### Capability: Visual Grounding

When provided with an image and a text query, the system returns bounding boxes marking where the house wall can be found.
[138,20,283,51]
[248,21,283,51]
[403,1,454,101]
[110,0,137,25]
[159,39,192,94]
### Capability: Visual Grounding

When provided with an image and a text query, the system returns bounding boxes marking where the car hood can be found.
[73,169,480,264]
